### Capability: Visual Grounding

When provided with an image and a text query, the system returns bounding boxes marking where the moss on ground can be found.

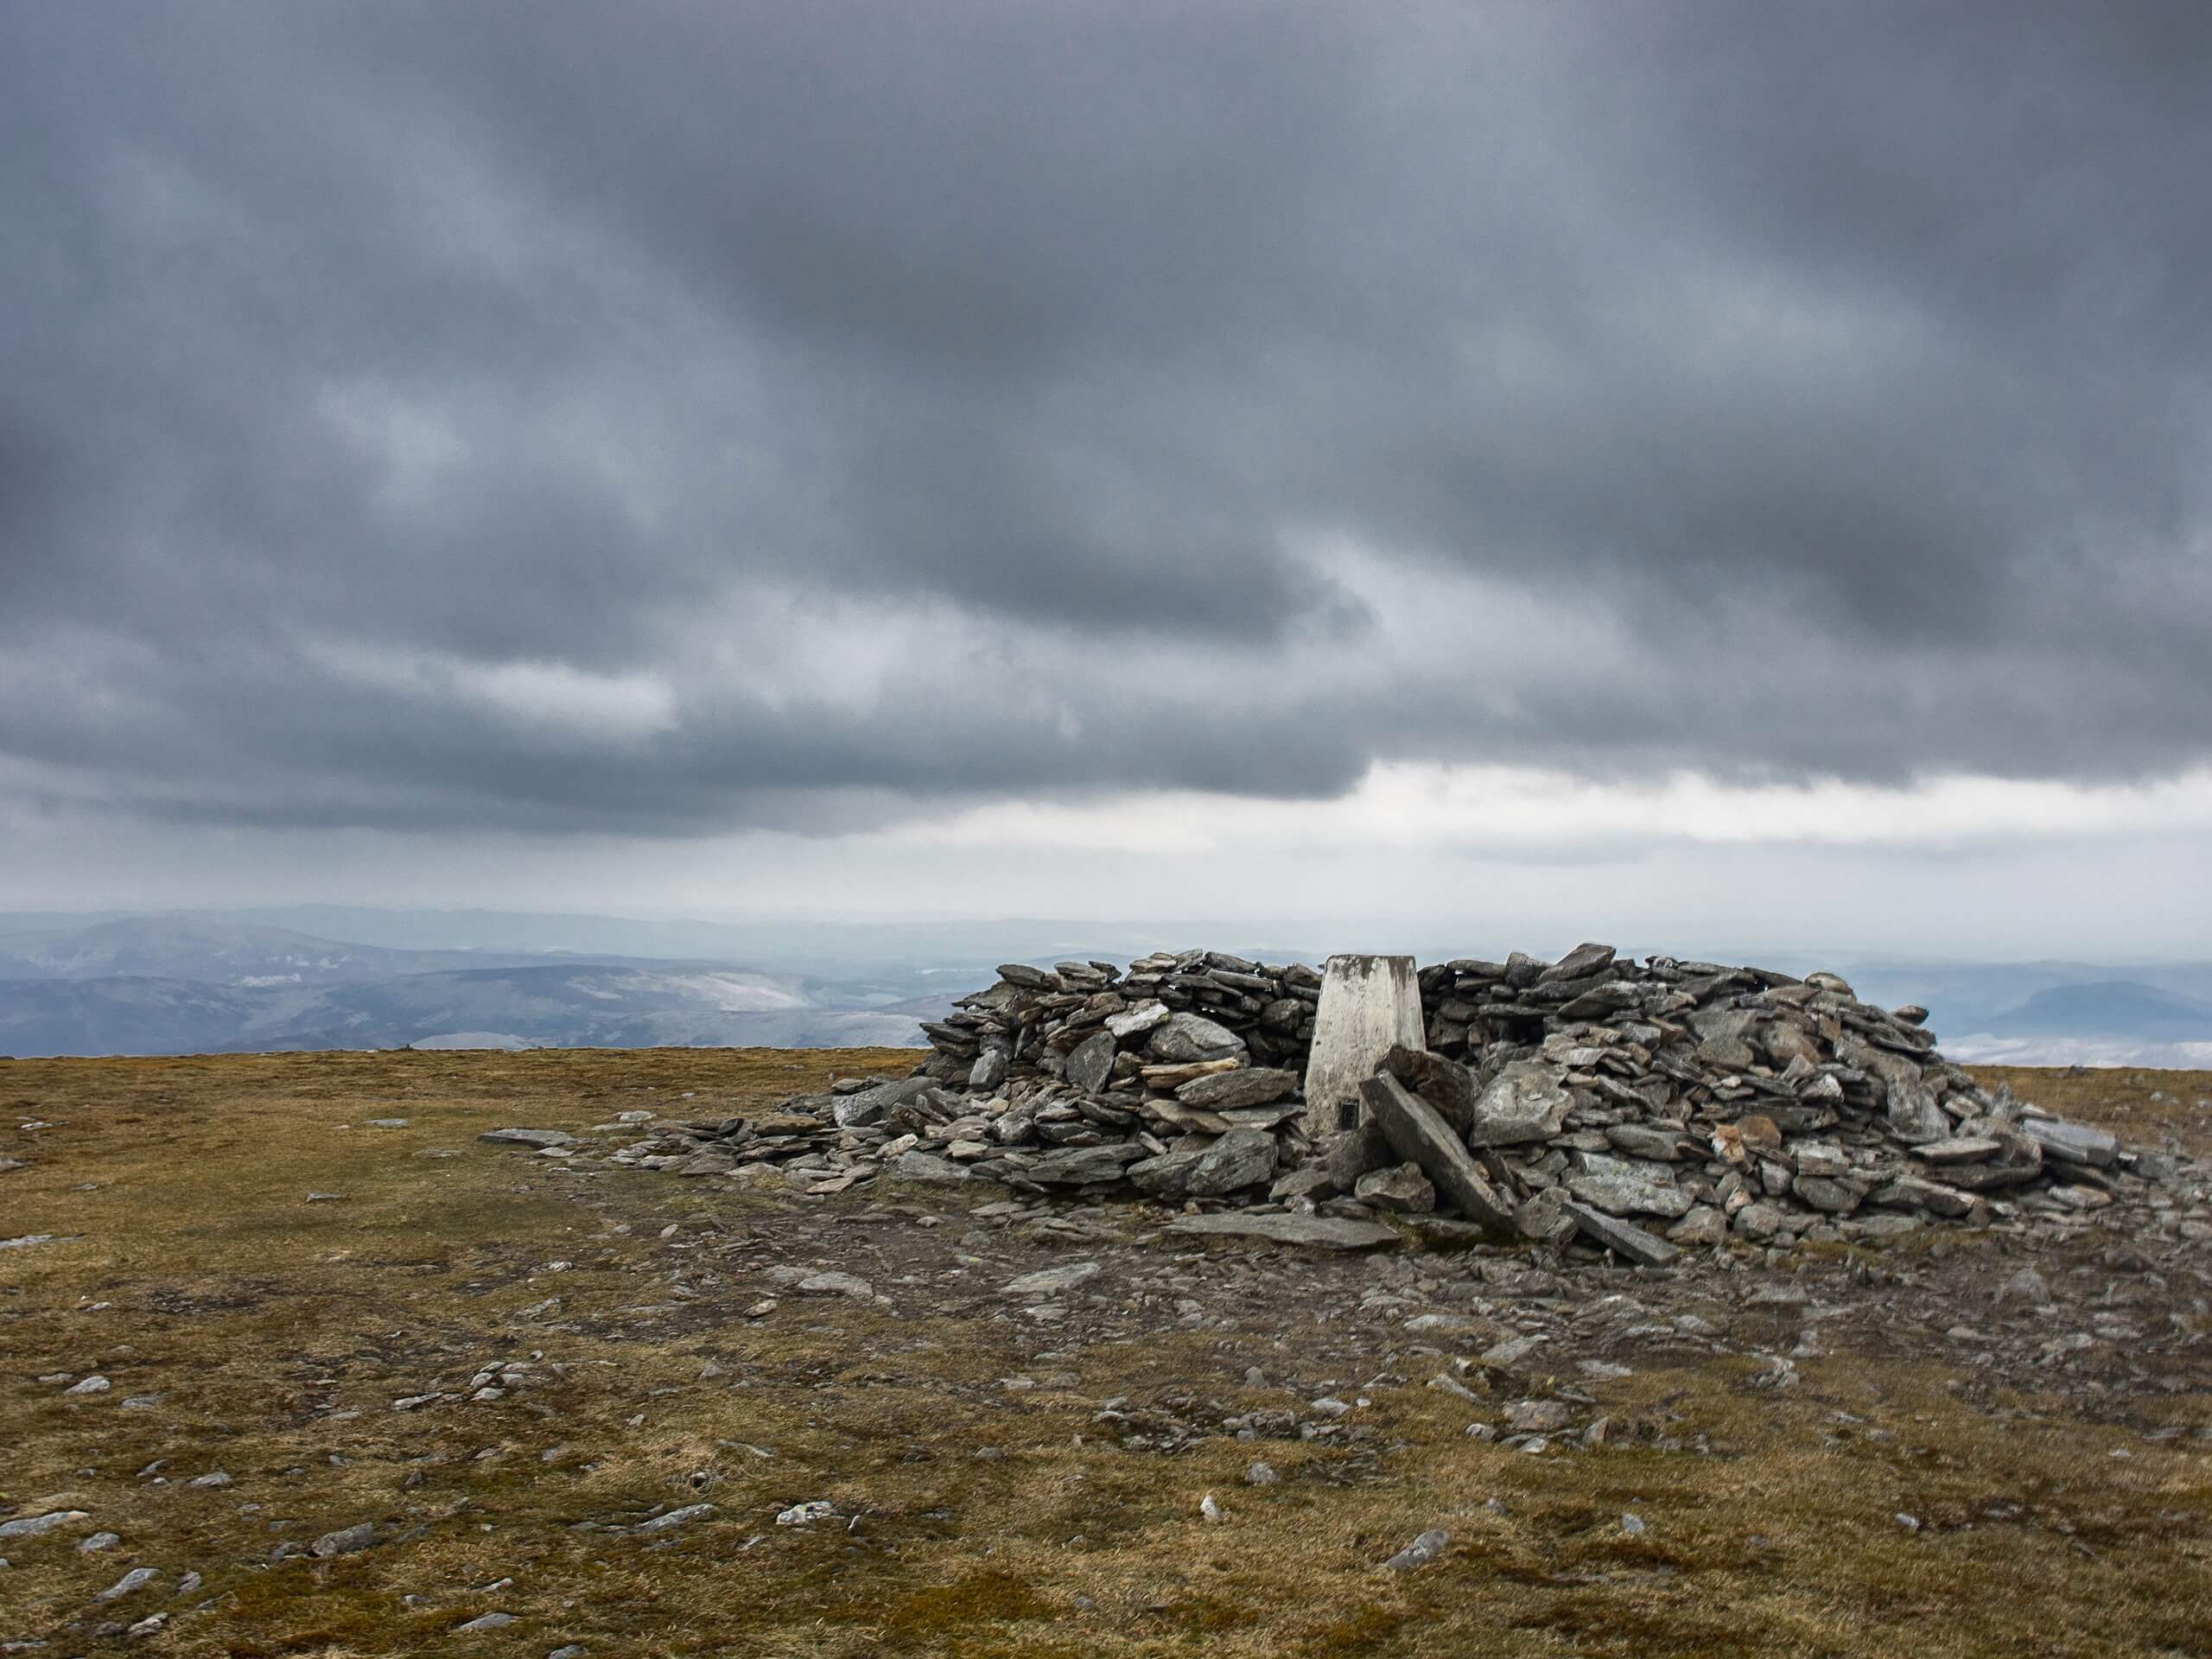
[0,1049,2205,1656]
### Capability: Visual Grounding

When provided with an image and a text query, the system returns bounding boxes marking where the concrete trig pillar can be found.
[1300,954,1423,1137]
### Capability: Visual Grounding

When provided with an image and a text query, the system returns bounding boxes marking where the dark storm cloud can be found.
[2,0,2209,835]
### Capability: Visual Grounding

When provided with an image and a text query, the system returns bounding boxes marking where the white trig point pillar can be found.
[1301,954,1424,1136]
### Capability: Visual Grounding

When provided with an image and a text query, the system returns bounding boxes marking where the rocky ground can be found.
[0,1048,2207,1657]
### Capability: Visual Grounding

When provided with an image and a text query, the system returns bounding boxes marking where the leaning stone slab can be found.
[1303,954,1424,1135]
[1561,1200,1681,1268]
[1359,1073,1514,1230]
[1163,1212,1400,1251]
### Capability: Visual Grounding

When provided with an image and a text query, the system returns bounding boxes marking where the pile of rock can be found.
[599,945,2171,1266]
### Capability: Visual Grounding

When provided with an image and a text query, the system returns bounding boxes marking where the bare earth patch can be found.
[1,1050,2207,1656]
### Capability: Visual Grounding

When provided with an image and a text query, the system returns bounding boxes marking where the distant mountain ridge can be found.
[0,917,944,1056]
[2,910,2209,1063]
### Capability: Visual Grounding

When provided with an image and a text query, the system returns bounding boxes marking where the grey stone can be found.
[1562,1200,1681,1267]
[455,1612,518,1632]
[635,1503,715,1533]
[1732,1201,1785,1240]
[1175,1067,1297,1110]
[1468,1062,1572,1147]
[1354,1161,1437,1214]
[95,1566,158,1601]
[1567,1172,1694,1219]
[1021,1143,1149,1185]
[1539,942,1616,982]
[1885,1081,1951,1145]
[995,963,1063,990]
[1128,1148,1208,1197]
[1319,1122,1390,1191]
[0,1510,89,1541]
[967,1050,1009,1091]
[1913,1135,2004,1165]
[1382,1045,1477,1135]
[1360,1073,1514,1230]
[1269,1166,1336,1203]
[893,1150,971,1184]
[1605,1124,1692,1161]
[836,1076,936,1128]
[794,1271,874,1299]
[1185,1128,1279,1196]
[311,1522,377,1557]
[1505,1398,1574,1433]
[1164,1213,1400,1250]
[2019,1116,2118,1167]
[1665,1205,1727,1247]
[1872,1177,1983,1220]
[477,1128,575,1148]
[1103,1001,1171,1039]
[1147,1012,1248,1065]
[1004,1261,1101,1297]
[1792,1176,1859,1215]
[1382,1529,1451,1571]
[1065,1030,1118,1093]
[1514,1185,1580,1246]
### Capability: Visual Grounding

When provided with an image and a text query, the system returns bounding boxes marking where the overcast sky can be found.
[3,2,2209,953]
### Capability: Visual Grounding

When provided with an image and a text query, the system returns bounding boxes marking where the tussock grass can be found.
[0,1049,2206,1656]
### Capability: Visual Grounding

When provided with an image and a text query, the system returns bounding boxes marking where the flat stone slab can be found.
[1302,954,1424,1136]
[1163,1212,1400,1251]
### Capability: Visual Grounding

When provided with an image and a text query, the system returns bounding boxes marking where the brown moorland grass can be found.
[0,1048,2206,1657]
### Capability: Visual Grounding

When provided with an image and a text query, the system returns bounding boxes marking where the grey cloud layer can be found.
[3,0,2209,835]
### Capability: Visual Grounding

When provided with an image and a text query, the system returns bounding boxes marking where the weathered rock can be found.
[1104,1001,1172,1039]
[1065,1030,1118,1093]
[1562,1200,1681,1267]
[1382,1529,1451,1571]
[1666,1205,1727,1247]
[1004,1261,1101,1297]
[1382,1045,1477,1135]
[1514,1185,1580,1246]
[1021,1143,1150,1186]
[893,1150,971,1184]
[1539,942,1616,982]
[1128,1148,1208,1197]
[1354,1161,1437,1214]
[1468,1062,1573,1147]
[477,1128,575,1148]
[1175,1067,1297,1110]
[1164,1212,1400,1250]
[1320,1122,1390,1191]
[2019,1116,2118,1167]
[1185,1128,1280,1196]
[312,1522,377,1557]
[1360,1073,1514,1230]
[1605,1124,1693,1161]
[1147,1013,1248,1065]
[1567,1171,1694,1220]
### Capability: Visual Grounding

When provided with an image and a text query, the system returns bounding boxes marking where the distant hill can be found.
[0,916,557,986]
[1980,980,2212,1041]
[0,918,944,1056]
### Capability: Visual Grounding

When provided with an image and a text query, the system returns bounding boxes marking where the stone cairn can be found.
[628,944,2164,1264]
